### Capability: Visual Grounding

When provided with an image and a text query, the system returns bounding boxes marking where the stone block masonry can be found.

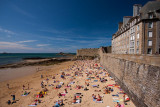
[99,48,160,107]
[77,48,99,57]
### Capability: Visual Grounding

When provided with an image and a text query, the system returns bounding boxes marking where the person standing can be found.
[23,85,25,90]
[7,83,9,89]
[11,95,15,103]
[28,83,29,90]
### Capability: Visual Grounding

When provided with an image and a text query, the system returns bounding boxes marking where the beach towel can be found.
[28,103,37,106]
[92,85,98,87]
[116,104,124,107]
[60,82,63,84]
[120,99,123,101]
[117,92,124,94]
[21,94,28,96]
[121,104,124,107]
[113,98,119,100]
[93,99,96,101]
[112,94,119,97]
[61,93,66,96]
[48,84,54,86]
[69,82,75,84]
[113,100,120,102]
[94,80,98,82]
[96,101,103,103]
[28,105,37,106]
[54,102,60,107]
[65,86,70,88]
[72,99,81,104]
[22,92,30,96]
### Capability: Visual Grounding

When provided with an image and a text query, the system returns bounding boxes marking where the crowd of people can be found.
[6,60,134,107]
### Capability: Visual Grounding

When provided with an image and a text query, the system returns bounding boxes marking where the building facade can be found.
[112,1,160,54]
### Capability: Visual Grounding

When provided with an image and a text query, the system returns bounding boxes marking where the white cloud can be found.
[0,27,15,35]
[37,44,50,47]
[0,40,37,50]
[17,40,37,43]
[40,36,74,42]
[0,42,30,49]
[40,29,73,35]
[12,4,35,18]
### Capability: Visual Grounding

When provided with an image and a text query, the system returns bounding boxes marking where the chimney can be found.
[123,16,132,26]
[133,4,142,17]
[118,22,123,29]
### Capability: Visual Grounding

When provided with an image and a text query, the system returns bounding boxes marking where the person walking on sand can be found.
[11,95,15,103]
[7,83,9,89]
[41,74,43,78]
[23,85,25,90]
[28,83,29,90]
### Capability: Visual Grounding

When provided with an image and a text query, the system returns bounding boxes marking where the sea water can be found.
[0,53,75,65]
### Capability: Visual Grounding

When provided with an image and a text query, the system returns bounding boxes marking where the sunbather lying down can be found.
[92,94,103,103]
[22,91,30,96]
[94,90,101,92]
[54,99,64,107]
[28,99,41,106]
[84,87,89,91]
[92,85,99,88]
[72,96,81,104]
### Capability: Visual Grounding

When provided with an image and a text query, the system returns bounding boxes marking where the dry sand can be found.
[0,60,136,107]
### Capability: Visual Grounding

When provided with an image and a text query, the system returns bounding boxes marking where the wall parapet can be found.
[102,53,160,67]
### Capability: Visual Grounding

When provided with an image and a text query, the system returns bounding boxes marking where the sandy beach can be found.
[0,60,135,107]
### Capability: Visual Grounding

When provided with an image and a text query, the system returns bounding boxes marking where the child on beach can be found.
[23,85,25,90]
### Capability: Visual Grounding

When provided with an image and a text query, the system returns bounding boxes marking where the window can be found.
[137,33,139,39]
[148,40,152,46]
[137,25,139,31]
[148,13,153,19]
[137,41,139,46]
[133,35,135,40]
[130,49,134,54]
[130,41,134,48]
[136,49,139,54]
[148,31,152,37]
[148,22,153,28]
[147,48,152,54]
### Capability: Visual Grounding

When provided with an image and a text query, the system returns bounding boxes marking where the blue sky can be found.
[0,0,149,53]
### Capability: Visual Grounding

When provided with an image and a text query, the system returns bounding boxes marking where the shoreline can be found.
[0,56,75,69]
[0,65,53,82]
[0,61,75,107]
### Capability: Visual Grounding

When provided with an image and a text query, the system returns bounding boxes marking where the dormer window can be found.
[148,13,153,19]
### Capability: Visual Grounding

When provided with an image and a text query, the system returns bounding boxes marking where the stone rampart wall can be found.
[77,48,99,57]
[99,48,160,107]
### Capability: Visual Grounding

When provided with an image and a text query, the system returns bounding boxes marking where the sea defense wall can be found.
[99,48,160,107]
[77,48,99,59]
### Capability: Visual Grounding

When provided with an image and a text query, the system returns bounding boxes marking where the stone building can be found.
[112,0,160,54]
